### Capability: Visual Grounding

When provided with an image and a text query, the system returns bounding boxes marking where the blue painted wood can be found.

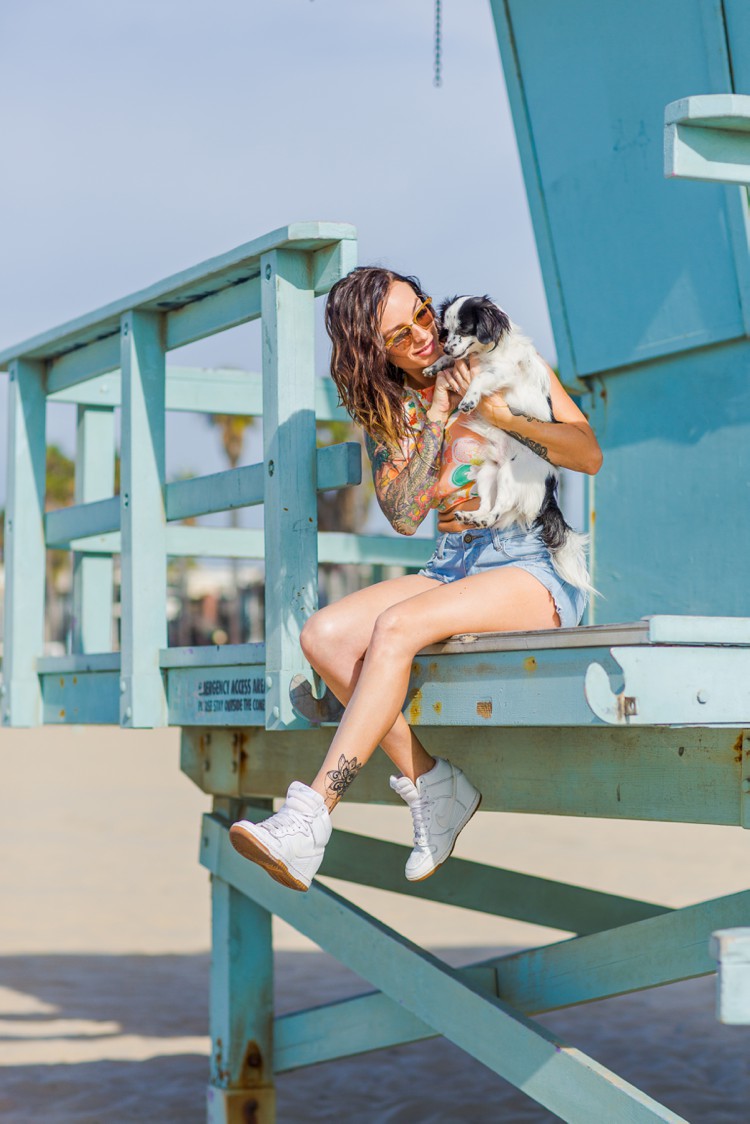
[491,0,744,377]
[60,524,434,568]
[201,814,687,1123]
[119,311,168,727]
[260,248,321,731]
[0,223,356,368]
[180,722,745,825]
[164,442,361,521]
[207,801,275,1120]
[41,670,120,725]
[710,927,750,1024]
[48,366,351,423]
[274,966,497,1073]
[2,360,47,727]
[72,406,116,653]
[292,818,670,934]
[45,497,120,547]
[585,339,750,622]
[665,94,750,184]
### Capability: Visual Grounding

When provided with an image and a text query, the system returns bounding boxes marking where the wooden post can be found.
[119,310,168,726]
[260,248,317,730]
[72,405,116,652]
[207,798,275,1124]
[2,359,47,726]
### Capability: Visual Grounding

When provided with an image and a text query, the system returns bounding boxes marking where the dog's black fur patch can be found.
[439,295,511,347]
[534,474,569,551]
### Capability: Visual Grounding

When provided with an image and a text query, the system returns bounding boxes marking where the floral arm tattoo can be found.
[364,420,444,535]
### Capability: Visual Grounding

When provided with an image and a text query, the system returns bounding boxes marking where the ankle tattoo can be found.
[325,754,362,807]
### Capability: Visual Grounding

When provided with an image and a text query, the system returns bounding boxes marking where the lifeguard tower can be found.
[3,4,750,1121]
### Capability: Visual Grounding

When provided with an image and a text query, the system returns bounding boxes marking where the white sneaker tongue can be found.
[390,775,419,805]
[285,783,322,815]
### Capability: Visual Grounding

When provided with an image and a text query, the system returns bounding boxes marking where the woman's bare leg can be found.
[310,566,560,809]
[300,573,443,783]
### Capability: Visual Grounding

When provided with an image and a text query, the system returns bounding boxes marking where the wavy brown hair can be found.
[325,266,430,449]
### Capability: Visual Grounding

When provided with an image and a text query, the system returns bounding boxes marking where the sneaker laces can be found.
[390,775,432,848]
[408,795,431,848]
[261,807,311,838]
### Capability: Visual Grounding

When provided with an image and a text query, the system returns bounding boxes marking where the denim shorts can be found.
[417,523,588,629]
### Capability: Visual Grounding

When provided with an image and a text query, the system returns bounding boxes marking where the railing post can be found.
[260,248,317,730]
[72,405,116,653]
[119,310,168,727]
[207,798,275,1124]
[2,358,47,726]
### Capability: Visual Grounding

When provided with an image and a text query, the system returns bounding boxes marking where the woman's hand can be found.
[426,354,482,421]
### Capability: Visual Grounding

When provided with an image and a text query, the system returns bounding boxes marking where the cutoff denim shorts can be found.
[418,523,587,629]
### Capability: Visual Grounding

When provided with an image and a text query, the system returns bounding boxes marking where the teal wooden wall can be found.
[491,0,750,621]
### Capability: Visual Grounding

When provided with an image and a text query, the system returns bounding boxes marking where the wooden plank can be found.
[180,725,744,826]
[421,619,649,654]
[48,367,350,422]
[232,805,666,935]
[164,442,361,522]
[665,94,750,185]
[710,927,750,1024]
[202,815,687,1123]
[46,335,121,393]
[165,277,261,351]
[0,223,356,366]
[45,497,120,547]
[72,406,116,653]
[37,652,121,673]
[647,614,750,646]
[168,664,267,726]
[41,670,120,725]
[274,968,496,1073]
[321,829,668,934]
[2,359,47,727]
[208,800,275,1119]
[486,889,750,1014]
[160,644,265,669]
[585,645,750,725]
[260,248,318,730]
[119,311,168,727]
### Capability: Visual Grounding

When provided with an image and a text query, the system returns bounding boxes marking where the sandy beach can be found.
[1,724,749,1122]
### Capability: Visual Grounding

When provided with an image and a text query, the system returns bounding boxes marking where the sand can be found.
[1,725,749,1122]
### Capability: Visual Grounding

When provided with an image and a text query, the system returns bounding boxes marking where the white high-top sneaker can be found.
[390,757,481,882]
[229,781,332,892]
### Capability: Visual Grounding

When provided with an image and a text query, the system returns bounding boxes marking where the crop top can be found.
[364,382,488,535]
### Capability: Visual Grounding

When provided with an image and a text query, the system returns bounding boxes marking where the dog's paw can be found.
[458,394,480,413]
[455,511,481,526]
[423,356,451,379]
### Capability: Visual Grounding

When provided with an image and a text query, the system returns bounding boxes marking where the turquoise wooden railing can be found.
[0,222,435,731]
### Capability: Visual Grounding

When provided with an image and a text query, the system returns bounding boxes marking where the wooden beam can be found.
[201,814,687,1123]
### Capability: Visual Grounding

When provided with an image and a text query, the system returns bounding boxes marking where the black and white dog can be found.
[424,295,594,595]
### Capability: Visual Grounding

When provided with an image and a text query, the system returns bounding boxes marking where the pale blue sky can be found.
[0,0,553,528]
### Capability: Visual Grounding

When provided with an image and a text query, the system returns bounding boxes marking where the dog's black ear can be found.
[438,295,461,322]
[475,298,511,345]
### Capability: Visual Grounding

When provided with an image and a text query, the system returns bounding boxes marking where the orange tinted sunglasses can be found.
[384,297,434,352]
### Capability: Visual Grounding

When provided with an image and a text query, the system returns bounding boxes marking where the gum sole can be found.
[407,791,483,883]
[229,824,310,892]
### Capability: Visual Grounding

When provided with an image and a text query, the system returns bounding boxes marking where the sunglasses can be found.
[383,297,435,352]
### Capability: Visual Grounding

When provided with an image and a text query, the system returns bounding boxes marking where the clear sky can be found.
[0,0,553,526]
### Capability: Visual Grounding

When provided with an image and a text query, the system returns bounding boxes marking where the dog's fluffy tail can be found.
[550,529,599,597]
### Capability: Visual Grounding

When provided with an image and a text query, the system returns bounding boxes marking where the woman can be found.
[230,267,603,891]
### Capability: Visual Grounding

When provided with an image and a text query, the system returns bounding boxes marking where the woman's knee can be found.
[300,608,360,667]
[369,605,417,655]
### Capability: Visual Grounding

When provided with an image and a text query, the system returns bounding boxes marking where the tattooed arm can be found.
[364,419,445,535]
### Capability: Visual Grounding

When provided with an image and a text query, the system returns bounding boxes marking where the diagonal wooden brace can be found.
[201,814,688,1123]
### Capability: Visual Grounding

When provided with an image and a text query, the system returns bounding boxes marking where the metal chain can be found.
[434,0,442,87]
